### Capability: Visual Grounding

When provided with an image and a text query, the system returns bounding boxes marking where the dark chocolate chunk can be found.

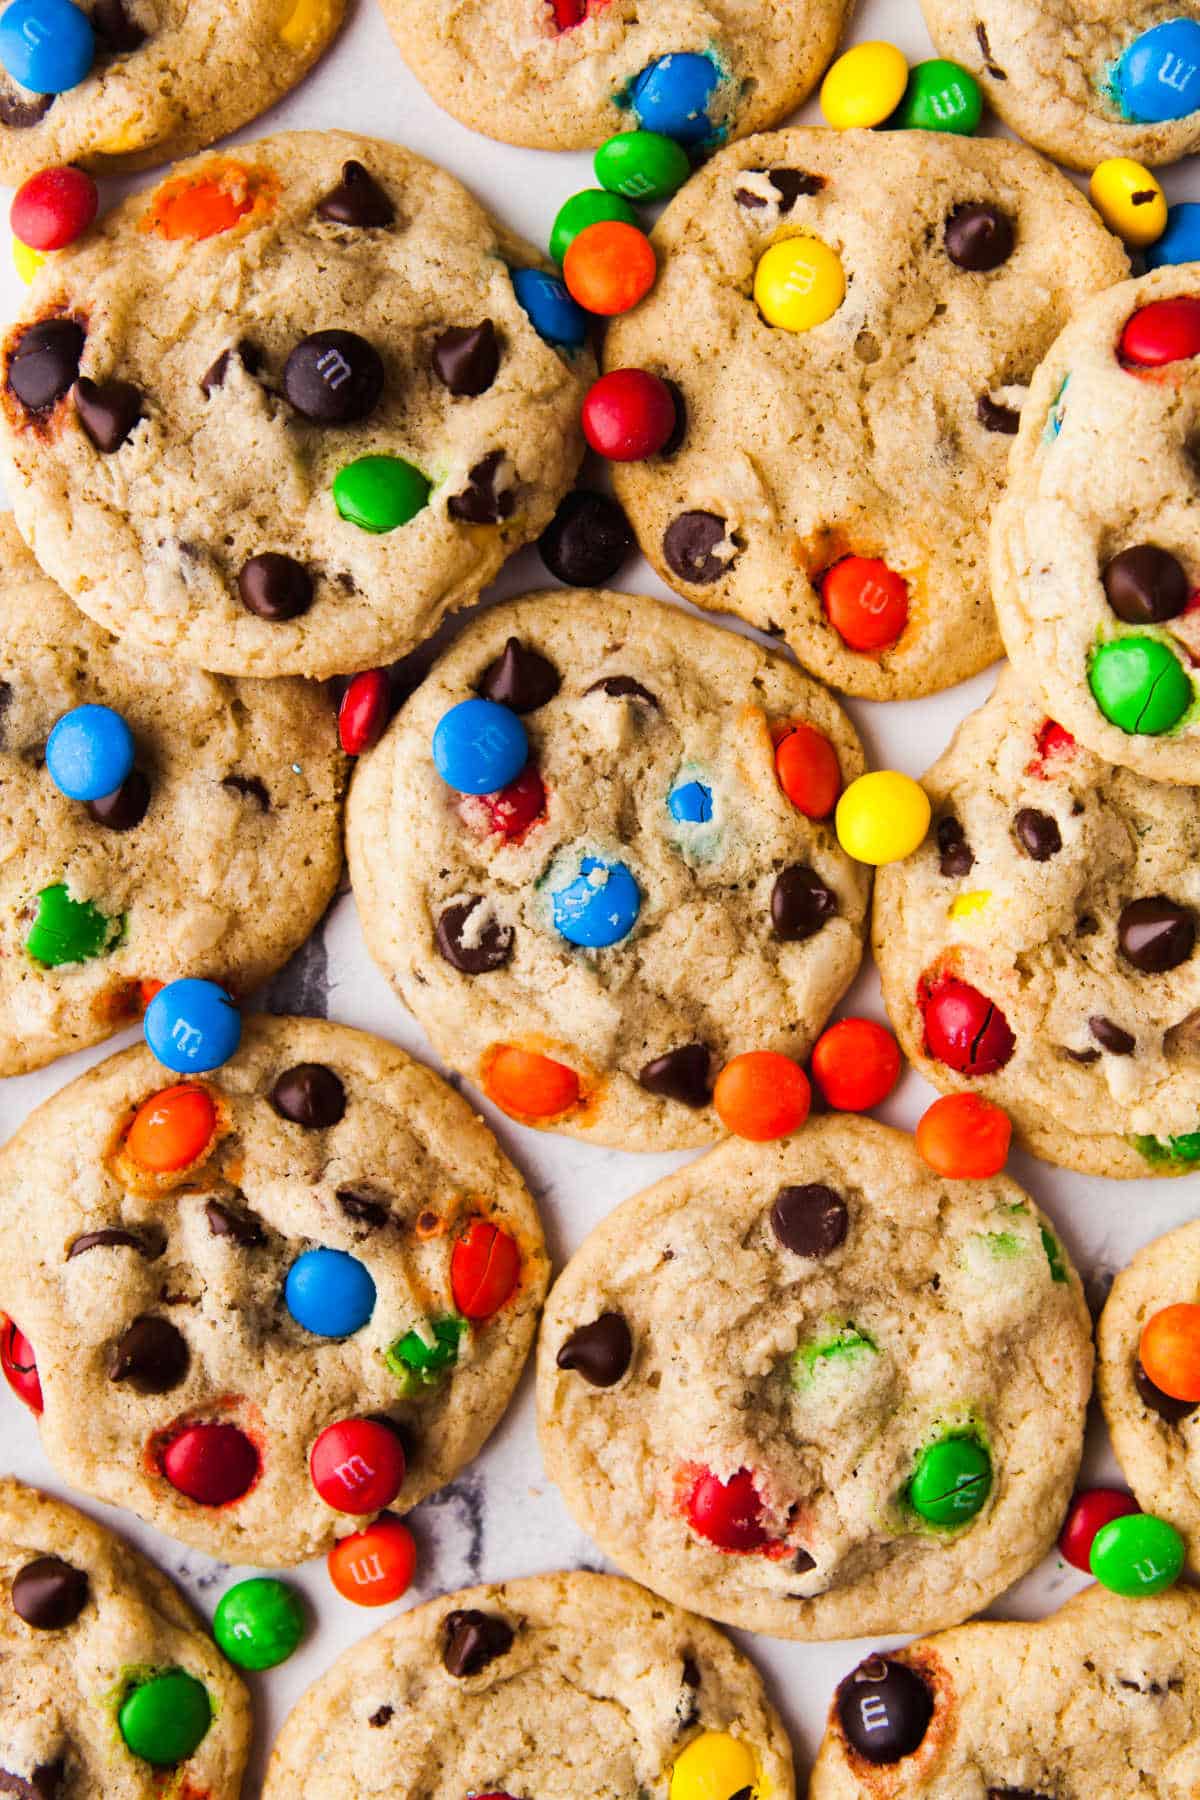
[86,769,149,831]
[68,1226,161,1260]
[0,91,54,128]
[663,510,735,584]
[556,1312,633,1386]
[93,0,148,49]
[538,489,633,586]
[442,1608,514,1677]
[1014,807,1061,861]
[936,815,974,878]
[944,203,1014,271]
[7,319,85,412]
[108,1315,189,1394]
[771,864,838,940]
[771,1184,848,1258]
[336,1188,391,1229]
[12,1557,88,1630]
[435,897,514,974]
[317,161,395,228]
[638,1043,712,1108]
[270,1063,346,1128]
[206,1198,265,1247]
[73,376,142,452]
[432,321,499,397]
[586,674,659,705]
[1088,1015,1135,1056]
[734,168,824,211]
[976,392,1020,434]
[0,1761,65,1799]
[238,553,313,621]
[792,1548,817,1573]
[447,449,514,524]
[201,340,262,396]
[1118,896,1196,973]
[368,1705,394,1728]
[478,637,560,713]
[1102,544,1189,624]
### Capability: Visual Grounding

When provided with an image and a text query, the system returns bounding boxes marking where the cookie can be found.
[537,1114,1091,1640]
[809,1583,1200,1797]
[346,587,870,1150]
[0,0,345,185]
[0,130,592,681]
[0,1015,548,1566]
[1098,1220,1200,1573]
[0,515,344,1077]
[0,1476,249,1798]
[262,1569,794,1799]
[920,0,1200,171]
[993,268,1200,785]
[379,0,849,150]
[604,127,1126,701]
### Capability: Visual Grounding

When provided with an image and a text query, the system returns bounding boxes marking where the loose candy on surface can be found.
[1088,636,1192,735]
[432,698,528,795]
[582,368,677,459]
[327,1515,416,1605]
[1089,158,1167,246]
[143,979,241,1074]
[11,165,97,251]
[1059,1488,1140,1572]
[118,1668,212,1765]
[630,53,719,145]
[595,130,690,201]
[890,58,982,133]
[819,42,908,129]
[835,771,930,864]
[915,1093,1011,1177]
[1114,18,1200,124]
[1146,202,1200,268]
[285,1247,377,1338]
[712,1052,811,1140]
[1089,1510,1185,1595]
[754,236,845,333]
[1,1317,43,1413]
[510,266,590,348]
[0,0,94,93]
[338,669,391,755]
[563,219,656,316]
[213,1578,305,1670]
[550,189,641,265]
[45,704,134,802]
[810,1018,901,1111]
[538,488,634,584]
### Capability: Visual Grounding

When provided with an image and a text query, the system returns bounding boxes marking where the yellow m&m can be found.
[754,236,845,333]
[1089,159,1167,247]
[12,237,44,284]
[835,771,931,865]
[820,42,909,129]
[278,0,338,50]
[670,1730,760,1800]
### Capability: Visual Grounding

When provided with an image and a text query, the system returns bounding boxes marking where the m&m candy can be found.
[754,236,845,333]
[822,555,909,652]
[1090,1511,1185,1596]
[563,219,656,315]
[161,1422,259,1506]
[682,1465,769,1550]
[908,1436,992,1525]
[1114,18,1200,124]
[1119,295,1200,366]
[1139,1302,1200,1401]
[594,129,690,201]
[550,189,640,265]
[1089,159,1166,247]
[118,1669,212,1765]
[144,978,241,1074]
[819,41,908,129]
[667,778,713,824]
[810,1018,900,1111]
[482,765,546,840]
[214,1577,305,1670]
[385,1317,465,1389]
[310,1417,406,1513]
[125,1083,218,1174]
[333,455,430,532]
[285,1247,376,1338]
[915,1093,1011,1178]
[630,53,719,145]
[774,722,840,818]
[835,771,930,865]
[0,0,94,94]
[920,974,1015,1075]
[26,883,120,967]
[510,266,589,349]
[1146,202,1200,268]
[12,236,44,283]
[328,1515,416,1605]
[433,698,528,795]
[45,703,134,802]
[1,1316,42,1413]
[551,855,641,946]
[712,1051,811,1141]
[1089,636,1192,734]
[582,368,676,459]
[891,58,982,133]
[450,1219,520,1319]
[338,669,390,754]
[1059,1488,1140,1573]
[11,165,97,252]
[483,1044,580,1119]
[669,1732,759,1800]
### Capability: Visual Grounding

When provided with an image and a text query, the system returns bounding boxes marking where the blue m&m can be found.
[1114,19,1200,124]
[510,268,589,349]
[433,698,528,795]
[144,979,241,1074]
[285,1248,376,1338]
[668,779,713,823]
[1146,201,1200,266]
[0,0,94,94]
[552,856,641,946]
[630,53,719,145]
[45,704,134,802]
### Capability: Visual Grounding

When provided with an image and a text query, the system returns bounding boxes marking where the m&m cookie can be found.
[538,1115,1090,1639]
[0,130,592,679]
[874,671,1200,1177]
[0,1016,548,1564]
[0,515,343,1076]
[346,588,870,1149]
[604,128,1126,700]
[262,1571,794,1799]
[994,270,1200,783]
[0,1476,249,1795]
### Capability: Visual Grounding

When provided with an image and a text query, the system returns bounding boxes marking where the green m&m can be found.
[594,129,690,201]
[791,1324,877,1389]
[550,189,641,264]
[1089,1511,1184,1596]
[333,456,430,534]
[118,1668,212,1764]
[1089,636,1192,734]
[213,1577,305,1671]
[26,883,121,967]
[908,1435,992,1526]
[385,1316,465,1393]
[890,58,982,133]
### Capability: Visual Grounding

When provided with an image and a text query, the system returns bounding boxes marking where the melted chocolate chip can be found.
[975,21,1007,77]
[108,1315,189,1394]
[1088,1015,1135,1056]
[478,637,560,713]
[734,168,824,211]
[447,449,514,524]
[682,1655,701,1688]
[368,1705,394,1728]
[68,1226,161,1260]
[317,160,395,228]
[771,1184,849,1258]
[334,1188,390,1230]
[201,340,262,396]
[283,330,384,424]
[238,553,313,621]
[435,897,514,974]
[936,815,974,878]
[0,91,53,128]
[538,489,633,586]
[0,1763,64,1800]
[944,203,1014,271]
[556,1313,633,1386]
[7,319,85,413]
[1014,807,1061,861]
[586,674,659,706]
[771,864,838,940]
[222,774,270,810]
[270,1063,346,1129]
[432,321,499,397]
[837,1656,934,1763]
[976,393,1020,434]
[93,0,148,49]
[1136,1358,1199,1422]
[86,769,149,831]
[792,1548,817,1573]
[638,1043,712,1108]
[1118,896,1196,973]
[206,1198,265,1247]
[987,1791,1053,1800]
[663,511,735,584]
[12,1557,88,1630]
[73,377,142,452]
[442,1609,514,1677]
[1102,544,1189,624]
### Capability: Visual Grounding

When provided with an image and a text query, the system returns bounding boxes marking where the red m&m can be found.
[581,369,677,460]
[338,669,390,755]
[11,165,97,252]
[328,1515,416,1605]
[920,974,1015,1076]
[161,1421,259,1506]
[682,1466,770,1551]
[310,1418,406,1513]
[483,765,546,841]
[1119,296,1200,367]
[1,1316,43,1413]
[451,1219,521,1319]
[821,555,909,652]
[1059,1488,1140,1572]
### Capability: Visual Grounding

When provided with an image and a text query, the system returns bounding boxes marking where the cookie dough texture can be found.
[1099,1220,1200,1573]
[994,268,1200,784]
[347,588,870,1150]
[0,0,346,185]
[0,130,591,680]
[810,1583,1200,1797]
[537,1115,1092,1640]
[0,1477,250,1798]
[263,1571,794,1800]
[0,1017,548,1565]
[0,516,343,1077]
[921,0,1200,170]
[606,128,1126,700]
[380,0,849,149]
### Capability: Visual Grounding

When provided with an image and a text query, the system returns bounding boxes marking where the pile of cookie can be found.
[2,0,1200,1795]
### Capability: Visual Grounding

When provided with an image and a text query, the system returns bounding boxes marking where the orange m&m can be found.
[563,220,656,316]
[125,1083,217,1173]
[1140,1303,1200,1402]
[328,1516,416,1607]
[484,1044,579,1119]
[821,555,909,652]
[712,1052,811,1141]
[811,1018,900,1112]
[915,1093,1012,1178]
[774,722,841,819]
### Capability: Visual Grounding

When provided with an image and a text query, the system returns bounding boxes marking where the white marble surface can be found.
[2,0,1200,1789]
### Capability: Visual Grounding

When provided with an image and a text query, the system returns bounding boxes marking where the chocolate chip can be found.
[771,864,838,940]
[447,449,514,524]
[538,490,633,586]
[663,511,735,584]
[108,1316,189,1394]
[837,1656,934,1763]
[283,330,384,424]
[435,897,514,974]
[206,1199,265,1247]
[432,321,499,397]
[936,815,974,878]
[1088,1015,1135,1056]
[11,1557,88,1630]
[658,379,687,456]
[1065,1045,1101,1064]
[734,168,824,211]
[85,769,149,831]
[682,1655,701,1688]
[975,21,1007,77]
[0,91,53,128]
[1102,544,1189,624]
[586,674,659,706]
[368,1705,394,1728]
[1118,896,1196,973]
[238,553,313,621]
[68,1226,161,1260]
[771,1184,848,1258]
[1014,807,1061,861]
[0,1761,65,1799]
[792,1548,817,1573]
[478,637,560,713]
[93,0,148,48]
[317,160,395,228]
[987,1791,1053,1800]
[556,1313,633,1386]
[201,340,262,396]
[1135,1357,1200,1423]
[222,774,270,810]
[7,319,85,412]
[442,1609,514,1677]
[976,393,1020,434]
[270,1063,346,1128]
[944,203,1014,271]
[336,1188,391,1229]
[638,1043,712,1108]
[73,377,142,452]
